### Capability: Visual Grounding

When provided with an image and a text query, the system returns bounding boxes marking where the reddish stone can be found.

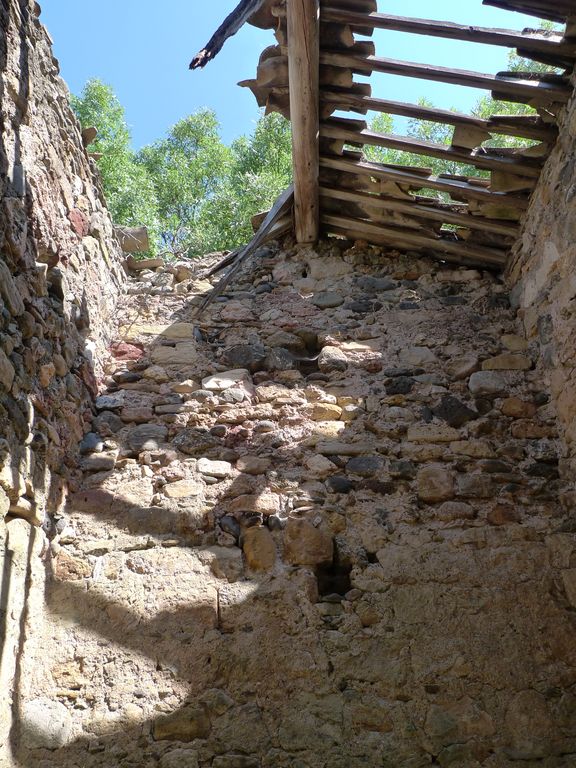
[487,504,522,526]
[53,550,93,581]
[68,208,90,238]
[109,341,144,361]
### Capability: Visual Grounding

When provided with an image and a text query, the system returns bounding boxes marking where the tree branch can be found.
[190,0,269,69]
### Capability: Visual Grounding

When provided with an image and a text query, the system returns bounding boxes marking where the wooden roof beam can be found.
[319,51,572,105]
[319,185,520,237]
[321,91,558,142]
[321,214,509,267]
[483,0,572,24]
[288,0,321,243]
[320,118,545,178]
[320,154,531,209]
[190,0,272,69]
[321,8,576,59]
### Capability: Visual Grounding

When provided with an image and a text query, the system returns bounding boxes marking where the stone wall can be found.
[507,75,576,498]
[11,243,575,768]
[0,0,125,762]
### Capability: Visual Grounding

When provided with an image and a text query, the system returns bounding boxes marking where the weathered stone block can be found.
[153,705,211,741]
[482,353,532,371]
[159,750,199,768]
[417,465,455,503]
[127,423,168,452]
[310,402,342,421]
[284,518,333,566]
[243,526,276,571]
[500,397,537,419]
[407,425,460,443]
[0,261,25,316]
[164,479,203,499]
[20,698,72,749]
[0,348,15,391]
[468,371,506,396]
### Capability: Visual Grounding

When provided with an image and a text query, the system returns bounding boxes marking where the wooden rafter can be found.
[321,91,558,142]
[320,8,576,60]
[190,0,270,70]
[483,0,574,24]
[319,185,520,237]
[321,117,545,178]
[319,52,571,105]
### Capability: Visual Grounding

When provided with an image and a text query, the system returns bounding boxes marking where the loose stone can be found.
[79,432,104,455]
[346,456,384,478]
[164,480,203,499]
[283,518,334,566]
[432,395,478,428]
[197,459,232,478]
[202,369,252,391]
[311,403,343,421]
[236,455,271,475]
[468,371,507,396]
[312,291,344,309]
[417,465,455,503]
[128,424,168,452]
[482,354,532,371]
[243,526,277,571]
[317,346,348,373]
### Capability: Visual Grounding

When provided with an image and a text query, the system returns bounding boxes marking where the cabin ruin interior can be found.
[1,0,576,766]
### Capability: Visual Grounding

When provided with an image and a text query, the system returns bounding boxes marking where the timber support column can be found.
[287,0,320,244]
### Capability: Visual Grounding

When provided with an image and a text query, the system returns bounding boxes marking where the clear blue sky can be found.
[41,1,539,149]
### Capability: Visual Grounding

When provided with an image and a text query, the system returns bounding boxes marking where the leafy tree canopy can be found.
[71,79,161,252]
[72,80,292,259]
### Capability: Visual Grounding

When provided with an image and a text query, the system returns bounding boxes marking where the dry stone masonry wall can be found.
[15,242,576,768]
[0,0,125,761]
[508,75,576,493]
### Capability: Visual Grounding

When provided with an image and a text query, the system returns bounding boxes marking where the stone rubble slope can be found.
[17,239,576,768]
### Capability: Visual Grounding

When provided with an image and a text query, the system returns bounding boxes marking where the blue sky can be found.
[41,1,539,149]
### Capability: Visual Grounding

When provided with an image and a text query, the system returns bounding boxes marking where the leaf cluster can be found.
[72,79,292,259]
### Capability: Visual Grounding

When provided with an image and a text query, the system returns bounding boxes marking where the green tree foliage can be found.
[197,113,293,252]
[72,79,292,258]
[71,79,161,251]
[137,110,232,258]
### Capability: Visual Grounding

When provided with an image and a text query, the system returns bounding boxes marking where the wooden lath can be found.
[191,0,575,269]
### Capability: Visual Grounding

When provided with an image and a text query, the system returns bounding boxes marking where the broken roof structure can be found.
[192,0,576,270]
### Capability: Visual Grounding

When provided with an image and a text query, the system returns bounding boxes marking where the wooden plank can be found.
[321,214,508,266]
[319,155,531,208]
[321,8,576,59]
[321,0,377,12]
[195,186,295,313]
[483,0,571,23]
[320,119,544,178]
[321,91,557,142]
[191,0,270,68]
[288,0,321,243]
[319,185,520,237]
[319,51,572,104]
[322,195,441,233]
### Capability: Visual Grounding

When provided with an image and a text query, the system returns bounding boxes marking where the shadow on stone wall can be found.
[10,243,576,768]
[0,2,124,763]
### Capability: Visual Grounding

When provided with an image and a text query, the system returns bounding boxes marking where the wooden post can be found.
[287,0,320,244]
